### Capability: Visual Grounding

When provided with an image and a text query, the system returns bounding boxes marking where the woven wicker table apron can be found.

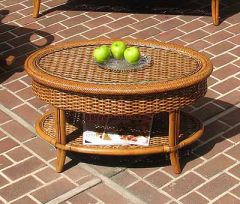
[24,39,213,173]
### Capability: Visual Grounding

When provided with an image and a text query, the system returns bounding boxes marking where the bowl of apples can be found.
[93,40,151,72]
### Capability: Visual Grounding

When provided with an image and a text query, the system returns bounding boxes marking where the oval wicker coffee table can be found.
[24,39,213,174]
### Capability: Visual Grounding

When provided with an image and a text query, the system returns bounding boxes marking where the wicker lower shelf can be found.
[36,111,203,156]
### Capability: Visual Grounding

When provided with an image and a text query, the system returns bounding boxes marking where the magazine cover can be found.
[82,114,107,145]
[83,114,153,146]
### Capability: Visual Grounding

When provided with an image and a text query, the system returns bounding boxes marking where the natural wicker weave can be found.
[25,39,212,114]
[24,39,213,173]
[32,80,207,115]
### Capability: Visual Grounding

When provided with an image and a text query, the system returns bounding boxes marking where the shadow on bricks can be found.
[0,10,54,84]
[53,97,239,173]
[42,0,209,16]
[41,0,239,24]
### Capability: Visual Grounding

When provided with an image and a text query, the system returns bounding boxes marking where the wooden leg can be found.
[212,0,220,26]
[55,108,66,173]
[0,56,15,66]
[169,110,181,174]
[33,0,41,18]
[56,149,66,173]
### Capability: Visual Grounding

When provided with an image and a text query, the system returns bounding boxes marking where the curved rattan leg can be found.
[212,0,220,26]
[55,108,66,173]
[33,0,41,18]
[169,110,181,174]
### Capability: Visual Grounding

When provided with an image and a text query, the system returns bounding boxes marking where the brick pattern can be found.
[0,0,239,203]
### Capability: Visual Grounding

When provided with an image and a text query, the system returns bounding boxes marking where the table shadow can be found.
[41,0,239,25]
[63,97,239,174]
[0,10,54,84]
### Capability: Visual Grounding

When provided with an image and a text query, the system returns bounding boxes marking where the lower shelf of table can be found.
[35,111,204,156]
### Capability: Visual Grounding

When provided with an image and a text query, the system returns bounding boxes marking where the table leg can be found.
[55,108,66,173]
[33,0,41,18]
[169,110,181,174]
[212,0,220,26]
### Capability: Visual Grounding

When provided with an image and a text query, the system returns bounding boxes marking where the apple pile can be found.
[93,41,141,65]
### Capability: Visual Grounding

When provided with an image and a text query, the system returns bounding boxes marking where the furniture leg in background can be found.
[0,56,15,67]
[33,0,41,18]
[212,0,220,25]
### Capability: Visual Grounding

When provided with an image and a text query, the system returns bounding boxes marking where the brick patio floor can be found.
[0,0,239,203]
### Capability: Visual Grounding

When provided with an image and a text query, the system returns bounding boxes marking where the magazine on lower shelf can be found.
[83,114,153,146]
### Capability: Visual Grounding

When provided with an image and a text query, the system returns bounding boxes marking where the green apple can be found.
[93,45,111,63]
[110,41,126,60]
[124,46,140,64]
